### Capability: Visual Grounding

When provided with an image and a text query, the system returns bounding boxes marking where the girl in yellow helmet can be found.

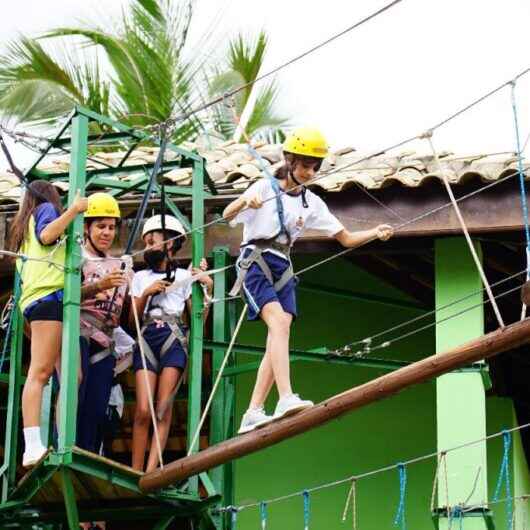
[77,192,132,458]
[224,127,393,434]
[9,180,88,467]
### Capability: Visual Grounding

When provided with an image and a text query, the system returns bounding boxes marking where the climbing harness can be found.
[229,240,294,298]
[128,275,165,468]
[139,307,188,373]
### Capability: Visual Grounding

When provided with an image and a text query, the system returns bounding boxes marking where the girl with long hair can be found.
[9,180,87,466]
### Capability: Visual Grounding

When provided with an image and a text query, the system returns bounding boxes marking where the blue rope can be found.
[0,262,25,374]
[260,501,267,530]
[510,81,530,267]
[493,430,513,530]
[246,144,290,243]
[303,490,310,530]
[450,506,464,530]
[393,463,407,530]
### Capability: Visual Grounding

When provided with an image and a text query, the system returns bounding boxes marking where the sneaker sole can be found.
[238,417,274,435]
[274,402,313,421]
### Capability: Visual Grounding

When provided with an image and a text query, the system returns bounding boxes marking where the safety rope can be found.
[423,131,505,328]
[218,422,530,514]
[186,304,248,456]
[157,0,404,127]
[303,490,310,530]
[493,430,513,530]
[341,279,523,359]
[393,464,407,530]
[128,276,164,469]
[340,268,525,355]
[509,80,530,320]
[341,479,357,530]
[260,501,268,530]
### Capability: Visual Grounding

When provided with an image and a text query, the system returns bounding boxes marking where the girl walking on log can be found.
[223,127,393,434]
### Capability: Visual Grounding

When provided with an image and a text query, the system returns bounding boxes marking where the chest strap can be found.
[229,243,294,298]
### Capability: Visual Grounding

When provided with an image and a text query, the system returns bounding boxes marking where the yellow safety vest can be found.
[18,216,66,313]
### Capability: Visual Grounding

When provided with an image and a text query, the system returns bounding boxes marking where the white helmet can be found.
[142,214,187,240]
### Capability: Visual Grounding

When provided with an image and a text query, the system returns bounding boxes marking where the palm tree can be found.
[0,0,288,144]
[206,31,287,142]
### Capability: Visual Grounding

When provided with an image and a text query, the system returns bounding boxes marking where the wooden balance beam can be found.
[139,317,530,492]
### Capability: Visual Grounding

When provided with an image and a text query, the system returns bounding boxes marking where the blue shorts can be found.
[23,290,64,322]
[133,322,187,373]
[237,248,297,321]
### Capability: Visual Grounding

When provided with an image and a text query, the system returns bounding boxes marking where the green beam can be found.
[60,468,80,529]
[52,130,135,147]
[434,237,488,529]
[2,276,24,498]
[153,182,192,231]
[203,340,410,371]
[57,113,87,452]
[298,282,426,311]
[25,111,75,179]
[75,105,203,162]
[209,247,231,529]
[187,157,206,492]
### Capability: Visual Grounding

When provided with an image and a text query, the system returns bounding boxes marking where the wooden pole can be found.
[139,318,530,492]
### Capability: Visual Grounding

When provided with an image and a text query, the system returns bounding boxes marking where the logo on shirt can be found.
[296,216,304,229]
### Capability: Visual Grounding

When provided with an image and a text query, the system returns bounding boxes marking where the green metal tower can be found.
[0,106,232,529]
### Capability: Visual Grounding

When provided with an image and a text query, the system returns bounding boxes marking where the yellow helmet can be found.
[283,127,328,159]
[85,192,121,219]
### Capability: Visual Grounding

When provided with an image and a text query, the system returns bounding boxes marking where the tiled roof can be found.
[0,140,528,204]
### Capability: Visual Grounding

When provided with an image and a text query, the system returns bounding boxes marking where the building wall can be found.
[231,254,529,529]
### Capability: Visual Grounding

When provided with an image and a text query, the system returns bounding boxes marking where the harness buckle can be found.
[240,257,254,270]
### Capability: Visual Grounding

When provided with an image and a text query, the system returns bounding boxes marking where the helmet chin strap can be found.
[288,170,309,208]
[85,224,106,258]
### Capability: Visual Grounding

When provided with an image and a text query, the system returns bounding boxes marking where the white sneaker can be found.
[238,407,273,434]
[274,394,313,419]
[22,445,47,468]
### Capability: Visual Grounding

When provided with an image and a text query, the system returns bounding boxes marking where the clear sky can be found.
[2,0,530,170]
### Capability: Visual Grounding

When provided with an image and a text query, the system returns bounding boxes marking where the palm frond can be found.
[245,81,288,139]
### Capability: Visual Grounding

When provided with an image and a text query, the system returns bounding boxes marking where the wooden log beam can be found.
[139,317,530,492]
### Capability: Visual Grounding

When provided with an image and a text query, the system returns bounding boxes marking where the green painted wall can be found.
[435,238,487,530]
[229,251,530,529]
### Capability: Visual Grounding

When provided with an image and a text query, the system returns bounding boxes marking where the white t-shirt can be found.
[131,267,192,317]
[229,178,344,255]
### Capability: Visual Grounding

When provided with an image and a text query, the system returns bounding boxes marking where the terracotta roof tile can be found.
[0,142,527,205]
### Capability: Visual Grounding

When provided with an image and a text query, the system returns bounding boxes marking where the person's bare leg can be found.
[254,302,292,399]
[146,367,182,472]
[22,321,62,428]
[132,370,157,471]
[249,334,275,409]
